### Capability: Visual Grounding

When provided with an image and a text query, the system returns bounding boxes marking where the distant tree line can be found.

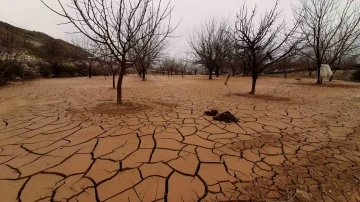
[2,0,360,100]
[188,0,360,93]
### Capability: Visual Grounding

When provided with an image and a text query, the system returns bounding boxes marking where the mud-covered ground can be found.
[0,75,359,202]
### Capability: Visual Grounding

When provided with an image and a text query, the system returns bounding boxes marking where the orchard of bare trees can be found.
[294,0,360,84]
[3,0,351,101]
[41,0,176,104]
[3,1,360,201]
[188,0,360,93]
[189,1,302,94]
[189,18,231,80]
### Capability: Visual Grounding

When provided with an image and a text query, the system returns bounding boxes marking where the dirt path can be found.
[0,75,360,202]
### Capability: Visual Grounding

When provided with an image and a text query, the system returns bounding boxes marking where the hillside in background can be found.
[0,21,106,82]
[0,21,87,61]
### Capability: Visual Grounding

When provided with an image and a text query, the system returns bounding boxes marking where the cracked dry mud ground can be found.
[0,75,360,202]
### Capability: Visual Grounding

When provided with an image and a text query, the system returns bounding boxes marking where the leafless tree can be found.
[190,64,202,76]
[175,55,191,77]
[70,37,97,78]
[191,65,199,75]
[330,54,359,80]
[231,50,251,77]
[289,54,315,77]
[158,65,166,76]
[162,58,176,76]
[177,59,188,78]
[225,48,246,76]
[294,0,360,83]
[301,53,316,77]
[233,0,302,94]
[189,18,230,79]
[277,57,295,78]
[41,0,176,104]
[225,56,238,77]
[41,38,68,77]
[94,42,120,88]
[132,33,167,81]
[106,58,119,89]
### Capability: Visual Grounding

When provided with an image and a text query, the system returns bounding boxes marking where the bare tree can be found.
[42,38,67,77]
[294,0,360,84]
[233,1,302,94]
[276,57,295,78]
[191,65,200,75]
[162,58,176,76]
[225,56,238,77]
[330,54,359,80]
[41,0,176,104]
[70,37,97,78]
[103,58,119,89]
[132,33,167,81]
[189,18,230,79]
[290,54,315,77]
[302,53,316,77]
[158,64,166,76]
[94,43,120,88]
[177,59,188,78]
[226,48,246,76]
[214,38,232,77]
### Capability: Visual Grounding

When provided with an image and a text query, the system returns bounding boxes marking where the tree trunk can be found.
[250,73,258,94]
[142,69,146,81]
[171,71,173,76]
[88,65,92,78]
[284,70,287,78]
[225,74,230,85]
[117,67,125,105]
[308,70,313,77]
[243,70,246,77]
[195,71,197,75]
[112,73,116,89]
[232,71,235,76]
[209,69,213,79]
[215,68,220,77]
[317,64,321,84]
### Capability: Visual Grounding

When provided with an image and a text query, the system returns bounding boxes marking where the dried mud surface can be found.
[0,76,360,202]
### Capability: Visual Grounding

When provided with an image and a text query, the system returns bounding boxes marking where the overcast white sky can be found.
[0,0,295,55]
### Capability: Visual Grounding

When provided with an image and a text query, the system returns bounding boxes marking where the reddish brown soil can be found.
[0,75,359,202]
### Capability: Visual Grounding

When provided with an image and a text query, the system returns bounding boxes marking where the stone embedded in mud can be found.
[213,111,238,123]
[204,109,218,116]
